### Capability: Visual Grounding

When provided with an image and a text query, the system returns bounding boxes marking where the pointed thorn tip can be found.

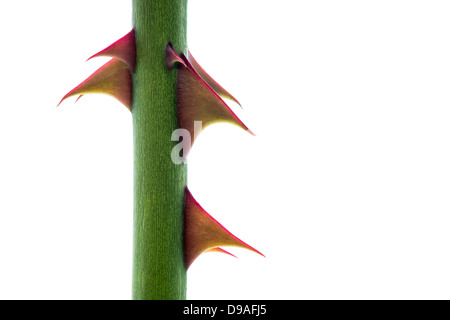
[184,187,263,268]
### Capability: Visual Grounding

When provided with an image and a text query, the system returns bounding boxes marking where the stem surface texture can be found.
[132,0,188,300]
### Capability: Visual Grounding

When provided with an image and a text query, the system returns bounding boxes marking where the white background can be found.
[1,0,450,299]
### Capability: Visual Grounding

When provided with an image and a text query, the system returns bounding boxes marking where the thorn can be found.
[177,53,253,154]
[184,187,264,269]
[187,50,242,108]
[87,30,136,72]
[58,58,132,111]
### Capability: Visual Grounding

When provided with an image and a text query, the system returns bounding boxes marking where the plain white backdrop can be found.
[2,0,450,299]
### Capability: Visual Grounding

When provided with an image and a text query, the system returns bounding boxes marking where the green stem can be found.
[132,0,188,300]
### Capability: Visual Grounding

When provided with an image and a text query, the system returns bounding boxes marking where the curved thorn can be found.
[87,30,136,72]
[187,50,242,108]
[184,187,264,269]
[58,58,132,111]
[177,54,252,154]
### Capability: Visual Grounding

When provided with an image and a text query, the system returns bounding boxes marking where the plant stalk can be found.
[132,0,188,300]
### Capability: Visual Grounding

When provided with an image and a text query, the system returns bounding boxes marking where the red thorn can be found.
[165,42,186,70]
[187,50,242,108]
[58,58,132,111]
[177,53,253,156]
[184,187,264,269]
[87,30,136,72]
